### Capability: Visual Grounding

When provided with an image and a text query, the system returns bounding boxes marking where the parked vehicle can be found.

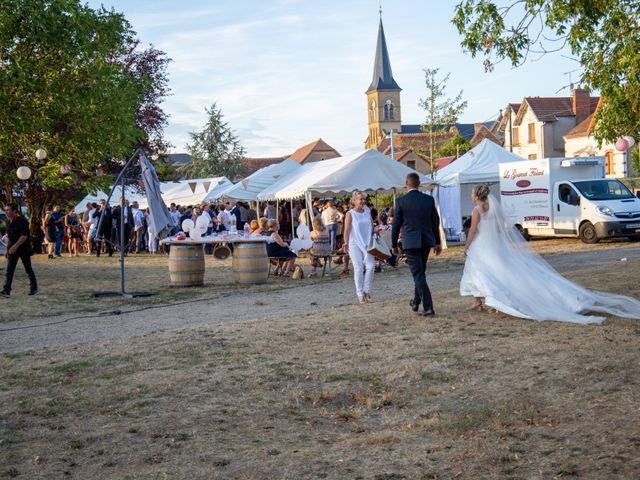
[499,157,640,243]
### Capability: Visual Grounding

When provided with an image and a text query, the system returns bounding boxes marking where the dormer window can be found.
[370,100,377,122]
[384,99,394,120]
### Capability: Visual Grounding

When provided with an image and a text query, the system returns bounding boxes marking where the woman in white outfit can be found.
[343,191,375,304]
[461,184,640,324]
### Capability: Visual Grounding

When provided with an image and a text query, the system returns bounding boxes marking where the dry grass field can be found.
[1,241,639,479]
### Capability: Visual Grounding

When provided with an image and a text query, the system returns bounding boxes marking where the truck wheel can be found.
[579,222,599,244]
[516,225,530,241]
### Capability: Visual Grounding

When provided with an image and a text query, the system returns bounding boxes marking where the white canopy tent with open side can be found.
[160,176,231,207]
[257,149,434,201]
[74,177,232,213]
[204,159,300,203]
[434,139,524,238]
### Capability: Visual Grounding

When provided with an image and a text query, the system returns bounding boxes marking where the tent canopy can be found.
[257,149,434,201]
[205,159,300,203]
[73,185,148,212]
[73,177,231,212]
[160,176,230,206]
[435,139,524,186]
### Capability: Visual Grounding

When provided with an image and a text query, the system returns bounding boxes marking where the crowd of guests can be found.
[39,199,259,258]
[0,192,395,298]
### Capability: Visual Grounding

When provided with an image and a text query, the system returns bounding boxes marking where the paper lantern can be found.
[60,165,70,175]
[623,136,636,148]
[615,138,629,152]
[16,166,32,180]
[35,148,47,160]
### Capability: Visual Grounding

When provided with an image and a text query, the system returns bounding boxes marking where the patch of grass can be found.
[49,359,94,376]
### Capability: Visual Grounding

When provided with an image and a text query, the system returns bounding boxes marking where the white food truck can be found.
[499,157,640,243]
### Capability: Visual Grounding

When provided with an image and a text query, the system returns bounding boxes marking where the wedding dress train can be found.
[460,195,640,324]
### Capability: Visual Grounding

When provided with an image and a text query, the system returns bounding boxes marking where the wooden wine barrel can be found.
[232,241,269,284]
[169,244,205,286]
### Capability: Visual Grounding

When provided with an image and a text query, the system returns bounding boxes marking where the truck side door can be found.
[554,182,580,234]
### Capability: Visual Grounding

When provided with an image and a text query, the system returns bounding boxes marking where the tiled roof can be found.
[394,149,413,161]
[522,96,600,122]
[436,156,456,169]
[565,113,594,138]
[400,124,422,134]
[289,138,340,164]
[471,123,502,145]
[241,157,285,176]
[450,123,475,141]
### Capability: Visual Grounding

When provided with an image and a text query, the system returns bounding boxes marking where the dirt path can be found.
[0,245,637,353]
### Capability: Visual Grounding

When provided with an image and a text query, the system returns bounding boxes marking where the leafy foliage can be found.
[0,0,171,243]
[419,68,467,174]
[435,133,473,159]
[452,0,640,143]
[185,103,246,180]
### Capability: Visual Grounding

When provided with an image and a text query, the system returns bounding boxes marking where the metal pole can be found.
[290,200,295,238]
[120,173,125,295]
[390,130,395,160]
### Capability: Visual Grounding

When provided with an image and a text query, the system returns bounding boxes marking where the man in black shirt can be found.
[1,203,38,296]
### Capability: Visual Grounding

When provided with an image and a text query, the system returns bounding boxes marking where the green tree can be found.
[434,132,473,158]
[419,68,467,175]
[185,103,246,180]
[452,0,640,143]
[0,0,169,243]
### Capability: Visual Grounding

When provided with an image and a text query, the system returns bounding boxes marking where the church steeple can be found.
[367,18,401,93]
[365,16,402,149]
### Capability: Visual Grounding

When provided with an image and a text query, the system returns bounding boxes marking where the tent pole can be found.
[290,200,295,238]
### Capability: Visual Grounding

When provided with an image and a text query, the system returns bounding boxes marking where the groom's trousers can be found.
[405,247,433,311]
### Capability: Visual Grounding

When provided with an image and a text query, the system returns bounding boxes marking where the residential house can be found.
[564,99,635,178]
[499,89,599,160]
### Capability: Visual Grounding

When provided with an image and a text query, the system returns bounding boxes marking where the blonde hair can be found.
[312,217,326,232]
[473,185,491,201]
[249,219,259,231]
[258,217,268,229]
[266,219,279,229]
[350,190,364,207]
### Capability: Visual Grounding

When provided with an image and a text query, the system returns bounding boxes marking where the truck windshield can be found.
[572,179,634,201]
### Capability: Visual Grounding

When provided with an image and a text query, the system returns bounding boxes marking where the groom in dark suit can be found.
[391,173,442,316]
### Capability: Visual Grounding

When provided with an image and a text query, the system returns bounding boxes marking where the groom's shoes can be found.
[422,308,435,317]
[409,299,420,312]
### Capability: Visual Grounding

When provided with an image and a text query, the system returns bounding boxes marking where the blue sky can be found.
[88,0,579,157]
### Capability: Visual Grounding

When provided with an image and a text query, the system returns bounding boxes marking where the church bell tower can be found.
[365,16,402,149]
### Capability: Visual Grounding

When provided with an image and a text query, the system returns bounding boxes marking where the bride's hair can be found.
[473,185,491,201]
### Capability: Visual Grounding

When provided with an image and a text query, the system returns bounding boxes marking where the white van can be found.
[499,157,640,243]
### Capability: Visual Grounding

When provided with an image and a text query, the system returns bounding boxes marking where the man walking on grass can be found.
[1,203,38,297]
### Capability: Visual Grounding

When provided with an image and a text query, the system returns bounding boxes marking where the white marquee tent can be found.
[434,139,524,237]
[73,177,231,212]
[73,185,149,212]
[257,149,433,201]
[161,176,231,206]
[204,159,300,203]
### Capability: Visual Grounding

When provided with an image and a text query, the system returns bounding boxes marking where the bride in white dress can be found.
[460,185,640,324]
